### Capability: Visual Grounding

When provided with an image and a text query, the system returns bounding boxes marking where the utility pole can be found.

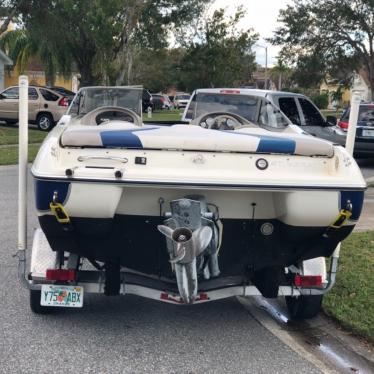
[264,46,268,90]
[255,44,268,90]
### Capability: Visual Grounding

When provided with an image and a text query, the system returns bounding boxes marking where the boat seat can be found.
[61,123,335,157]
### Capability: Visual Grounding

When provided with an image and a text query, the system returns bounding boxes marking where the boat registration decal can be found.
[40,285,84,308]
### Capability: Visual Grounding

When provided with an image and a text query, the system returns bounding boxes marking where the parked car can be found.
[47,86,76,104]
[142,89,153,112]
[182,88,374,157]
[0,85,69,131]
[152,94,172,110]
[272,93,374,157]
[163,94,174,109]
[338,103,374,134]
[174,93,190,109]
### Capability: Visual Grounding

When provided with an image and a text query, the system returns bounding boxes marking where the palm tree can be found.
[0,29,34,73]
[0,28,71,85]
[270,59,292,90]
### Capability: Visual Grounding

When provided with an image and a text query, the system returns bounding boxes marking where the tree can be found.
[0,28,64,85]
[130,48,185,92]
[178,8,258,91]
[270,0,374,97]
[330,86,344,114]
[270,59,293,90]
[19,0,211,86]
[0,0,29,36]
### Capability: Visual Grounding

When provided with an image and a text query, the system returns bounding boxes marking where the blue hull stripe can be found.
[256,136,296,154]
[340,191,364,220]
[35,180,71,211]
[100,127,158,148]
[223,131,296,154]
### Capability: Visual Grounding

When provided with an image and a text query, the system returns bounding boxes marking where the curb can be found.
[366,177,374,187]
[0,142,42,149]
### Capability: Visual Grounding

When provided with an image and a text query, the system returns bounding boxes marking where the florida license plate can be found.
[41,285,84,307]
[362,129,374,137]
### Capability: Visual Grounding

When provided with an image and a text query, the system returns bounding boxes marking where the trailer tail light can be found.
[294,275,322,287]
[338,120,349,130]
[46,269,76,281]
[58,97,69,107]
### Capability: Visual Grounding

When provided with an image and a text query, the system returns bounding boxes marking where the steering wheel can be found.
[194,112,250,130]
[79,106,142,127]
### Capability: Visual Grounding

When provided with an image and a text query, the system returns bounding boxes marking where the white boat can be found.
[23,86,366,317]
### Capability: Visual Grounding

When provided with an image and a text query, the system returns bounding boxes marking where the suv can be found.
[152,94,172,110]
[339,103,374,132]
[47,86,76,104]
[183,88,374,157]
[174,93,190,109]
[0,85,69,131]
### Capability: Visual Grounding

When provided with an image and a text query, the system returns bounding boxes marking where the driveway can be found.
[0,165,372,374]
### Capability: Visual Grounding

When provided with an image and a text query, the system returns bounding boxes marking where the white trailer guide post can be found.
[18,76,28,250]
[16,75,83,311]
[16,76,29,288]
[346,89,364,156]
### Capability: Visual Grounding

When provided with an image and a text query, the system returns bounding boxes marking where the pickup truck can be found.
[182,88,374,157]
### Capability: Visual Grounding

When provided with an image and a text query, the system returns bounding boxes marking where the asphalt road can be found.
[0,165,372,374]
[356,157,374,180]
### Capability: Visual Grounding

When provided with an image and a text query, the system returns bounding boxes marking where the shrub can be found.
[311,93,329,109]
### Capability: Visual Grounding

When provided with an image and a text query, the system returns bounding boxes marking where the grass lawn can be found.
[0,125,48,145]
[0,144,41,165]
[143,109,183,122]
[321,109,344,118]
[323,231,374,342]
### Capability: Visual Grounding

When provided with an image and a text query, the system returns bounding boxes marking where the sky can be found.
[211,0,292,66]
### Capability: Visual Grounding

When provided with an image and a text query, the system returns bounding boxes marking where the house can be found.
[0,49,13,90]
[4,57,79,92]
[250,67,274,90]
[320,71,371,109]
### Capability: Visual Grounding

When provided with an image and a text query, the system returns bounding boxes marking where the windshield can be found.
[176,95,190,100]
[54,87,75,96]
[67,87,142,117]
[186,92,290,128]
[342,105,374,123]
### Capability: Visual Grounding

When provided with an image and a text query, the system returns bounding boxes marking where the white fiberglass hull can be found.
[30,123,366,299]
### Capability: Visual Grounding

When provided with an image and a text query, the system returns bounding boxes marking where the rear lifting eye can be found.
[65,168,74,177]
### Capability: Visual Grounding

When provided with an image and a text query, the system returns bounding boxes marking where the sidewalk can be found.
[355,186,374,231]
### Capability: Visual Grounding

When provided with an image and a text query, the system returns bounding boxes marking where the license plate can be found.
[41,285,84,308]
[362,129,374,137]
